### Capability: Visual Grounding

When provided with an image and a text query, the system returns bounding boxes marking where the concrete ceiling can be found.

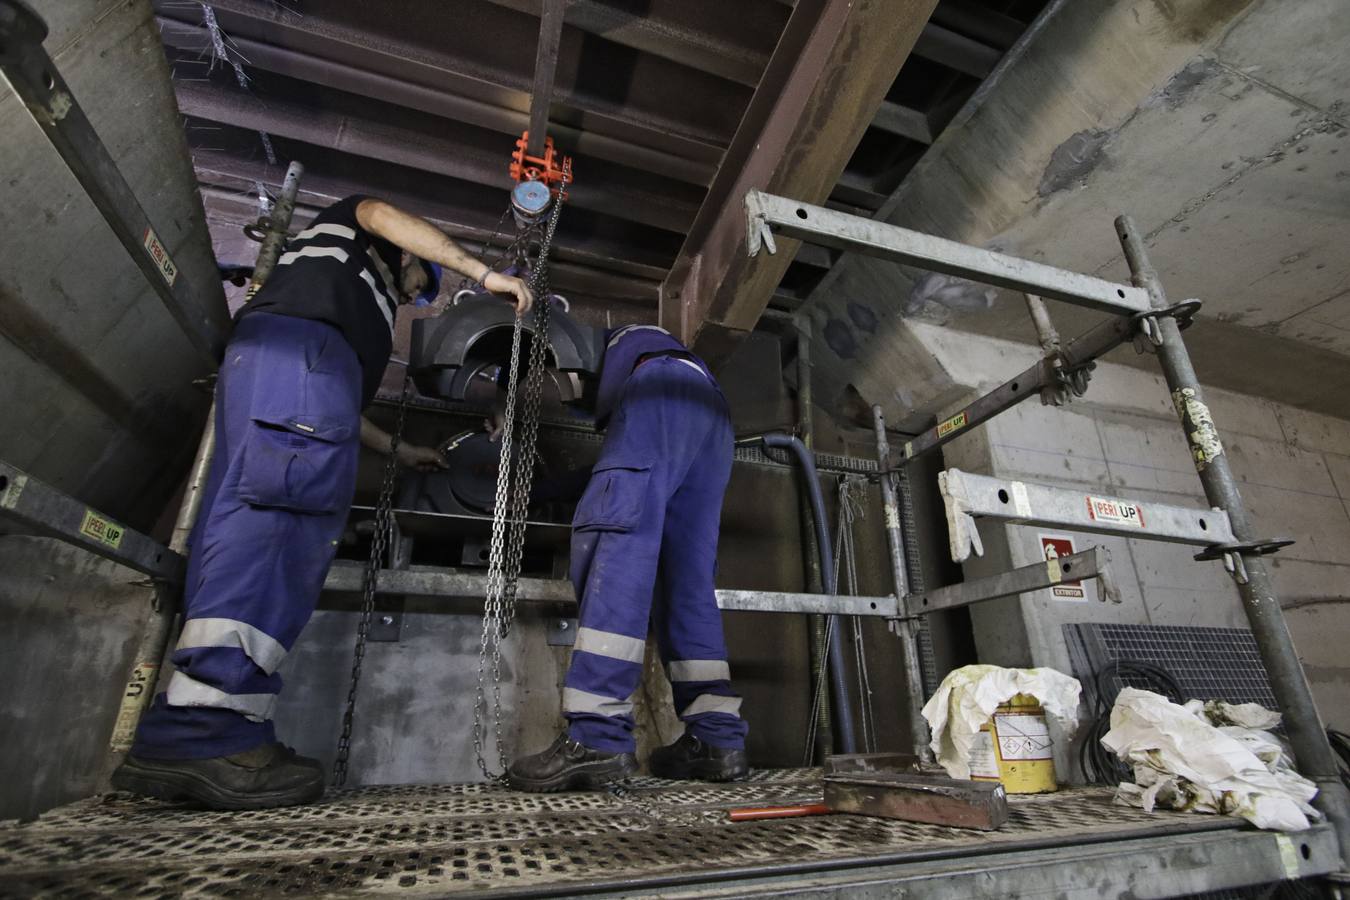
[802,0,1350,422]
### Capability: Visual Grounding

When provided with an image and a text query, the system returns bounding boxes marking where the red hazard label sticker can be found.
[1039,533,1085,600]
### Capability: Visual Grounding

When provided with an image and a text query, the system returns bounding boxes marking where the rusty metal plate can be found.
[825,772,1009,830]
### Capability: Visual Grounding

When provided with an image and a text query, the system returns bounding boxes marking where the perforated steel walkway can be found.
[0,770,1336,898]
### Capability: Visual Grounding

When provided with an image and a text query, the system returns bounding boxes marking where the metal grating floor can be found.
[0,770,1242,898]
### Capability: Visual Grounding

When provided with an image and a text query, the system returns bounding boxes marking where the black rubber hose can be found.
[762,432,858,754]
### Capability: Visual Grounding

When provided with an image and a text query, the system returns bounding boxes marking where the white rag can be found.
[922,665,1082,780]
[1102,688,1319,831]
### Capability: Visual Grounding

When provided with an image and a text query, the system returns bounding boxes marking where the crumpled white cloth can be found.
[1102,688,1319,831]
[922,665,1082,780]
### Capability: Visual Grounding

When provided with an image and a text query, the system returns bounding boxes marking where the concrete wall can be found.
[806,0,1350,427]
[0,0,228,532]
[0,537,147,821]
[914,323,1350,750]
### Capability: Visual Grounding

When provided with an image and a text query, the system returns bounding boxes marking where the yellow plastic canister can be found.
[968,693,1058,793]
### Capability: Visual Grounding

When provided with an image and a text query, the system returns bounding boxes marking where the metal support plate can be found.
[746,191,1150,316]
[0,461,185,582]
[913,547,1112,614]
[546,617,578,646]
[940,468,1236,563]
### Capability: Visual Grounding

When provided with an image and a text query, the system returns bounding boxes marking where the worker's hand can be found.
[484,410,505,442]
[483,271,534,317]
[395,442,449,472]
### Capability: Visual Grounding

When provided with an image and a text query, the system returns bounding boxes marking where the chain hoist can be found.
[333,375,412,787]
[473,166,569,780]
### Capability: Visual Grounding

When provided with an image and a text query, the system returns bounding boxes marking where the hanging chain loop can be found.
[333,375,412,787]
[473,171,568,780]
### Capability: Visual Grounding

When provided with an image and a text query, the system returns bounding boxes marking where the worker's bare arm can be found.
[355,198,533,315]
[360,416,449,472]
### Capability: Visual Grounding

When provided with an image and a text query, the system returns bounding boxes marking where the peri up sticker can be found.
[1086,495,1145,529]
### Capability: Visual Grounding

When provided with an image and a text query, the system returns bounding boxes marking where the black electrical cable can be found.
[1329,728,1350,790]
[1079,659,1184,785]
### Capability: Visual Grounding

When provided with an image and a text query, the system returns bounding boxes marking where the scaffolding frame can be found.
[4,0,1347,880]
[746,188,1350,865]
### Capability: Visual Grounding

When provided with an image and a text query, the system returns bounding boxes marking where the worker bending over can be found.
[508,324,749,791]
[113,196,531,810]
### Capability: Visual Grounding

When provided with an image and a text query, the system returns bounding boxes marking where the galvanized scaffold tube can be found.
[1116,214,1350,864]
[873,405,933,762]
[104,162,305,764]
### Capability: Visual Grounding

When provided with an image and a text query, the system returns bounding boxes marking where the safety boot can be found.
[649,733,749,782]
[507,733,637,792]
[111,742,325,810]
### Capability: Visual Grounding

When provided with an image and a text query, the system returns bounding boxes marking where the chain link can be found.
[333,376,412,787]
[605,783,725,828]
[473,171,568,780]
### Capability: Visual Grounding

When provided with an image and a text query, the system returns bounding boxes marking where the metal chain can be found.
[801,476,877,763]
[455,205,514,293]
[605,783,724,828]
[333,376,412,787]
[473,171,568,779]
[836,477,878,753]
[802,614,836,767]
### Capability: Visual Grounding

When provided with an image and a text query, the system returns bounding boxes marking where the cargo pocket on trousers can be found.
[238,416,354,515]
[572,462,652,533]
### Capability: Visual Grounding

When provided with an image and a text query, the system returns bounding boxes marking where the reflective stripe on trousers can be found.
[563,358,747,754]
[130,313,361,761]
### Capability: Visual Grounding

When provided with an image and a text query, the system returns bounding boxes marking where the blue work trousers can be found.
[133,313,362,759]
[564,358,747,754]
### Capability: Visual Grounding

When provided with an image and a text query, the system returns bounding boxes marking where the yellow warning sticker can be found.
[1274,834,1300,880]
[80,509,125,549]
[109,662,159,751]
[936,411,969,439]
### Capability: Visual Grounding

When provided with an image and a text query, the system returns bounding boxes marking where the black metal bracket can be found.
[1194,537,1295,562]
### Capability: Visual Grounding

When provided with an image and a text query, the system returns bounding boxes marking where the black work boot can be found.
[507,733,637,793]
[649,733,749,782]
[111,743,325,810]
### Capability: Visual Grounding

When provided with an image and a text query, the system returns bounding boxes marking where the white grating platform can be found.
[0,770,1274,898]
